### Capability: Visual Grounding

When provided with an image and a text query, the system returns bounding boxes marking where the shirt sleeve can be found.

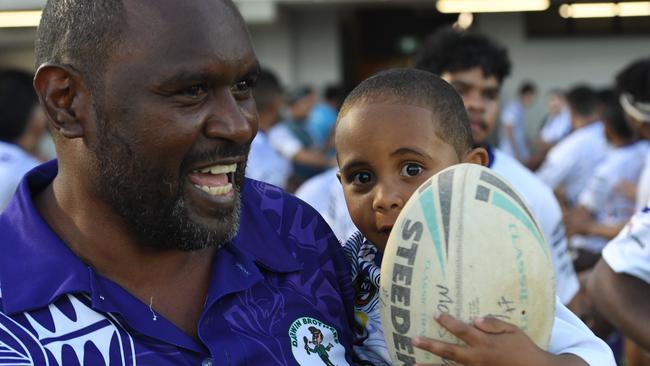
[578,163,613,213]
[268,124,303,159]
[536,144,573,191]
[501,103,518,127]
[602,206,650,283]
[548,299,616,365]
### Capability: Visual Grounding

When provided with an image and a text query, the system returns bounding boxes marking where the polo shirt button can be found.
[201,358,213,366]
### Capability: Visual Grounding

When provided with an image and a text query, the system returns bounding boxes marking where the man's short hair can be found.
[0,70,38,142]
[254,68,283,113]
[337,68,472,158]
[413,27,511,84]
[35,0,126,95]
[602,94,634,140]
[566,85,599,118]
[519,81,537,96]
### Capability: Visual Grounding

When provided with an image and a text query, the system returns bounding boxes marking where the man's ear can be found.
[33,64,92,139]
[462,147,490,167]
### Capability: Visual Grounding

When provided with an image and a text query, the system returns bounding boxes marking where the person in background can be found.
[245,68,292,188]
[589,57,650,363]
[0,69,47,210]
[526,89,572,171]
[268,86,333,191]
[537,85,606,210]
[307,84,345,150]
[413,27,579,307]
[499,80,537,163]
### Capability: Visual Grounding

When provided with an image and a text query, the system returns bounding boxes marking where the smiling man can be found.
[0,1,354,365]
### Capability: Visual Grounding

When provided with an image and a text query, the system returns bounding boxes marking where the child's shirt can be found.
[343,231,616,365]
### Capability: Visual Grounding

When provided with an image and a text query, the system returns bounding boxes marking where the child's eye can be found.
[400,163,423,177]
[351,171,373,185]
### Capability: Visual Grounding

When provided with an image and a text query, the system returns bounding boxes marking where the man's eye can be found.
[351,172,372,185]
[400,163,423,177]
[232,79,255,96]
[180,85,206,98]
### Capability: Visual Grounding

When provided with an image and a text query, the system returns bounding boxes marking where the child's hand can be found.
[411,313,586,366]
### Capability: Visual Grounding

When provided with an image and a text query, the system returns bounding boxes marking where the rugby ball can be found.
[379,163,555,364]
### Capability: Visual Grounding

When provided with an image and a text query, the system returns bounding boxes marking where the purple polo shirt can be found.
[0,161,356,365]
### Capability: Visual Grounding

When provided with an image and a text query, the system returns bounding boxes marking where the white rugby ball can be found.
[379,163,555,364]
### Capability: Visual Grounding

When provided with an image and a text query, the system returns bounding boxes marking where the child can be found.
[334,68,615,365]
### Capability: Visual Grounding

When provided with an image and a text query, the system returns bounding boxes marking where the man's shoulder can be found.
[492,150,559,215]
[241,178,339,249]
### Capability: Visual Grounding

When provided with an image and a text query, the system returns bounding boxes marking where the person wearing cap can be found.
[588,58,650,352]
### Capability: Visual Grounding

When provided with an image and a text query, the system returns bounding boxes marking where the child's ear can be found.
[462,147,490,167]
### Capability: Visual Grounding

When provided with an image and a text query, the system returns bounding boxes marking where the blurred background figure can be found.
[499,80,537,163]
[0,69,46,210]
[526,88,571,171]
[246,68,293,189]
[306,84,345,151]
[268,85,333,191]
[567,94,647,272]
[537,85,606,210]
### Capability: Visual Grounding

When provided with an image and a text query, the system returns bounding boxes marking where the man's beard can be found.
[90,120,248,251]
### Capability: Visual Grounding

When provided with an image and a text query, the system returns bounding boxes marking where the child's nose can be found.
[372,185,405,212]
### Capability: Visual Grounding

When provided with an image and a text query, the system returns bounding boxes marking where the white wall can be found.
[247,5,341,92]
[475,12,650,133]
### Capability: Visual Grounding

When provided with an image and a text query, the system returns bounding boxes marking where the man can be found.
[0,69,46,210]
[536,85,606,209]
[499,80,537,163]
[0,1,355,365]
[245,68,292,188]
[413,27,580,307]
[526,89,572,171]
[588,57,650,353]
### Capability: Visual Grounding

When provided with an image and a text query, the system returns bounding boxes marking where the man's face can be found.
[336,102,462,251]
[440,68,501,145]
[89,0,258,251]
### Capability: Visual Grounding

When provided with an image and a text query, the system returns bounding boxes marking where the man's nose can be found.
[203,88,257,144]
[464,91,485,113]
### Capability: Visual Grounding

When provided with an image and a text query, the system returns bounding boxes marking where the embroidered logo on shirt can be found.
[289,316,349,366]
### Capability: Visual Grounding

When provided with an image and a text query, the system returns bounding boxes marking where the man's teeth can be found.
[196,163,237,175]
[194,183,233,196]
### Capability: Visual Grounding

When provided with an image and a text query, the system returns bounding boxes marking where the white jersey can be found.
[499,100,530,161]
[0,141,39,211]
[491,148,579,305]
[267,123,304,160]
[602,198,650,284]
[636,152,650,212]
[537,121,607,207]
[573,141,649,253]
[343,232,615,366]
[295,168,357,243]
[540,107,572,145]
[245,130,292,189]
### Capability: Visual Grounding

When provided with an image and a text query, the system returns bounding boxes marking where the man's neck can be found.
[34,173,216,339]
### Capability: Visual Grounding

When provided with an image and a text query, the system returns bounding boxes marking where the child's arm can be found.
[412,313,585,366]
[412,300,615,366]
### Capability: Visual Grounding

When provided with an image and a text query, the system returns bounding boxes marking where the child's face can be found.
[336,102,486,251]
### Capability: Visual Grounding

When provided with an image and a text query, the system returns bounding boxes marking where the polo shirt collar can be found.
[0,162,303,317]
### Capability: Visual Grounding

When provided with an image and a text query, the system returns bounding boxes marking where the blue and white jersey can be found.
[0,160,356,365]
[343,231,615,366]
